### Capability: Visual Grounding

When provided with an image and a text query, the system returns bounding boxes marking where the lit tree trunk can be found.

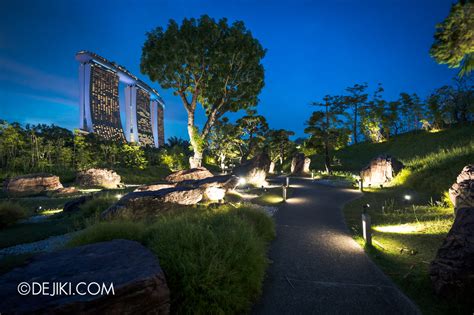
[188,118,203,168]
[269,161,275,174]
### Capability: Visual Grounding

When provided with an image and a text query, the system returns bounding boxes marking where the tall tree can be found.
[305,96,349,173]
[235,110,268,161]
[208,118,241,171]
[265,129,294,173]
[430,1,474,76]
[399,92,424,132]
[141,15,266,167]
[343,83,368,144]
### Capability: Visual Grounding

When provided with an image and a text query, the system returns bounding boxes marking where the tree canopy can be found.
[141,15,266,167]
[430,1,474,76]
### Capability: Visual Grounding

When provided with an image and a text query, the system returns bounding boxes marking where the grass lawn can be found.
[343,187,473,314]
[336,125,474,314]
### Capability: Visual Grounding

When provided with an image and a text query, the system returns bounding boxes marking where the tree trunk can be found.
[187,115,203,169]
[269,161,275,174]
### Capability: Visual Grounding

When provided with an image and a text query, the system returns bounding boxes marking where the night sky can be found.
[0,0,457,140]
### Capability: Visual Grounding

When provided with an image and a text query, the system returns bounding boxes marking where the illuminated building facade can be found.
[76,51,165,147]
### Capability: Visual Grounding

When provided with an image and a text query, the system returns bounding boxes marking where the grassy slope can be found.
[313,125,474,197]
[331,125,474,314]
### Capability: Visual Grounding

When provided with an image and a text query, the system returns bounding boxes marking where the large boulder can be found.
[448,165,474,212]
[430,165,474,303]
[3,173,63,196]
[54,186,80,196]
[360,155,404,186]
[429,207,474,303]
[176,175,239,201]
[134,183,176,192]
[232,153,271,187]
[291,153,311,175]
[0,239,170,314]
[76,168,121,189]
[165,167,213,183]
[102,187,203,219]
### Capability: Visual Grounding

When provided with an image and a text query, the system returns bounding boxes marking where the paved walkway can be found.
[252,178,420,314]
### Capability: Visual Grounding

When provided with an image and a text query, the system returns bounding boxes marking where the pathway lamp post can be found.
[362,203,372,246]
[358,179,363,192]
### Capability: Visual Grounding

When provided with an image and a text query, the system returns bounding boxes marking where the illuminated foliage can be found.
[141,15,266,167]
[430,1,474,76]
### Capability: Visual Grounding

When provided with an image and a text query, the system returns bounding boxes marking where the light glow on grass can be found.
[78,188,102,193]
[373,224,423,234]
[38,208,63,216]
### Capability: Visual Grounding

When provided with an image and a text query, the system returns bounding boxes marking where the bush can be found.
[0,202,27,229]
[68,205,274,314]
[67,221,147,247]
[77,194,116,221]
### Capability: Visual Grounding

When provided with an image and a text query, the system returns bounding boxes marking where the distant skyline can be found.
[0,0,458,141]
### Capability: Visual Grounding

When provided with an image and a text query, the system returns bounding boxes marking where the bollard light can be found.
[362,213,372,246]
[238,177,247,186]
[403,194,412,205]
[362,203,371,245]
[282,185,287,202]
[358,179,364,192]
[286,177,290,187]
[311,171,314,179]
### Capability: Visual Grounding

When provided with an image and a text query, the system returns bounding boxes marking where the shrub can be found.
[77,194,116,221]
[68,205,275,314]
[145,212,268,314]
[0,201,27,229]
[67,221,147,247]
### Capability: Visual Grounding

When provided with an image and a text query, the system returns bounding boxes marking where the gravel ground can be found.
[0,232,80,258]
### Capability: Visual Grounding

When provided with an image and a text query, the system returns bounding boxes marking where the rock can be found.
[176,175,239,201]
[360,155,404,186]
[134,183,176,192]
[76,168,121,189]
[165,167,213,183]
[291,153,311,175]
[232,153,271,187]
[449,165,474,211]
[102,187,203,219]
[3,173,63,196]
[63,195,94,213]
[430,166,474,304]
[0,240,170,314]
[54,186,79,196]
[429,207,474,303]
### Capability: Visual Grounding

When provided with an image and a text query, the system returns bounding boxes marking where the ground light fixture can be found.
[238,177,246,186]
[115,194,123,200]
[403,194,412,205]
[362,203,371,245]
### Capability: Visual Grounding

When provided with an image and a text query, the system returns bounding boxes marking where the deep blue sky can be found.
[0,0,457,140]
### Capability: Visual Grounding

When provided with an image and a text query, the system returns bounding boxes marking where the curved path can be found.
[252,178,420,314]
